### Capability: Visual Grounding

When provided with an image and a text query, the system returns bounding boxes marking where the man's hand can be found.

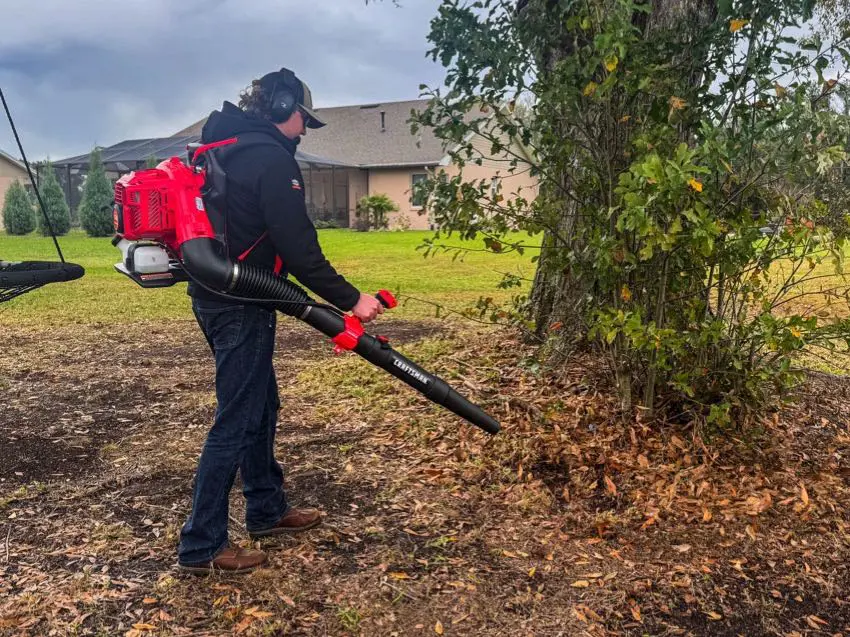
[351,293,384,323]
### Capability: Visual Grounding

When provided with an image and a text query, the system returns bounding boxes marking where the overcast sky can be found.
[0,0,446,161]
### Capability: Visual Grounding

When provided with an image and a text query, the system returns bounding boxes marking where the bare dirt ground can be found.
[0,318,849,636]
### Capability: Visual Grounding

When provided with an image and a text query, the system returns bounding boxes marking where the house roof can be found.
[173,99,447,168]
[0,149,26,172]
[53,135,353,170]
[53,137,200,170]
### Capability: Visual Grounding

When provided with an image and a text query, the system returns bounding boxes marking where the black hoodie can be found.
[186,101,361,311]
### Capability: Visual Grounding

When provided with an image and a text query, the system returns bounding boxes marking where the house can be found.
[0,149,28,228]
[53,138,358,227]
[174,99,538,230]
[53,99,538,230]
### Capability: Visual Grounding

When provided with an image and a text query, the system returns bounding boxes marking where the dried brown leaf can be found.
[251,611,274,619]
[213,595,230,607]
[806,615,828,628]
[604,475,617,496]
[234,616,254,634]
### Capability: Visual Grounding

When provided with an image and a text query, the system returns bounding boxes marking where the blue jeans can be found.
[178,298,289,564]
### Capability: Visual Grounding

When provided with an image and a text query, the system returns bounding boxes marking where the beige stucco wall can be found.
[348,168,368,222]
[365,167,433,230]
[440,161,538,205]
[0,158,28,229]
[440,130,539,207]
[0,162,24,179]
[362,131,538,232]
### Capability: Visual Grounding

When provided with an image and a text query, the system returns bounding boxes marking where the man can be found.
[177,67,384,575]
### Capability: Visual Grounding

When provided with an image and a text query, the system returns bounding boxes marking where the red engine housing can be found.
[113,139,237,254]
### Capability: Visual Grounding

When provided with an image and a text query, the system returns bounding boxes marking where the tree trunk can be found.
[521,0,718,406]
[529,179,585,350]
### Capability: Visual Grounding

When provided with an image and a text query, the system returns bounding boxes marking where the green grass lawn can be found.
[0,229,536,325]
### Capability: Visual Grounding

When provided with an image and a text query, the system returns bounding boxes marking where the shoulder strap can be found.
[205,132,287,274]
[237,232,283,274]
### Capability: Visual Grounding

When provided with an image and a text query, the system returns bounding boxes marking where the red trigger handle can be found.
[376,289,397,309]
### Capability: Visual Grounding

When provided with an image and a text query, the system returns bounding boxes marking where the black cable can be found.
[0,85,65,263]
[188,270,344,316]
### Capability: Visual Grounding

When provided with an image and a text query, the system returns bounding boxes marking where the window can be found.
[490,176,501,198]
[411,173,428,208]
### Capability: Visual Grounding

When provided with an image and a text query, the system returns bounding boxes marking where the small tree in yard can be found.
[145,155,159,169]
[2,180,36,235]
[355,193,398,231]
[414,0,850,428]
[79,148,115,237]
[36,161,71,237]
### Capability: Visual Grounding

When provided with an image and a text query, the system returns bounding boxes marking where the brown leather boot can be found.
[178,546,268,575]
[249,507,323,538]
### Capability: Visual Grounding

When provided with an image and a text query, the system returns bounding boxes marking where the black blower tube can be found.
[181,238,501,435]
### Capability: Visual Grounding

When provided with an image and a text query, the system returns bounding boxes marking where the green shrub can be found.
[2,180,36,235]
[313,218,340,230]
[79,148,115,237]
[36,161,71,237]
[355,193,398,231]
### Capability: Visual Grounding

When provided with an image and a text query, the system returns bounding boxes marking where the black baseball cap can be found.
[258,68,326,128]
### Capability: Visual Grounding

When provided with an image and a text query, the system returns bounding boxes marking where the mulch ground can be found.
[0,317,848,636]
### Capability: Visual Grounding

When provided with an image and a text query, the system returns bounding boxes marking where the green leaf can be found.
[669,217,683,234]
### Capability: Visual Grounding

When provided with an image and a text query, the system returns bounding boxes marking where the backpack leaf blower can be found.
[111,139,500,435]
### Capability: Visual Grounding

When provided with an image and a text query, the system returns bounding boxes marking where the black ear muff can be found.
[267,84,296,123]
[267,68,302,124]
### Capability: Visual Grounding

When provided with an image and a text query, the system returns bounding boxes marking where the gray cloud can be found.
[0,0,446,160]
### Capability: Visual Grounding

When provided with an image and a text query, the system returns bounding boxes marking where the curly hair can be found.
[238,80,274,120]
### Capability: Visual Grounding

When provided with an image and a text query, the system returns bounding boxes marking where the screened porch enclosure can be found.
[52,136,364,228]
[303,163,355,228]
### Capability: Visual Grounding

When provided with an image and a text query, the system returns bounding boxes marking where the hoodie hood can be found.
[201,101,299,155]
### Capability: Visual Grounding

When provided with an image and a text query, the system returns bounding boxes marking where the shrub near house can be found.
[355,193,399,231]
[36,161,71,237]
[79,148,115,237]
[2,180,35,235]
